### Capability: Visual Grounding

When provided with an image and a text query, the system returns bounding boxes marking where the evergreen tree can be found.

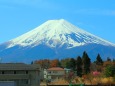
[66,58,76,71]
[57,60,62,67]
[60,58,70,68]
[82,51,91,74]
[31,61,34,64]
[66,60,71,69]
[76,56,82,77]
[113,59,115,62]
[96,54,103,65]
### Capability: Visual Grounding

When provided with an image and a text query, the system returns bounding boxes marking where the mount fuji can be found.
[0,19,115,63]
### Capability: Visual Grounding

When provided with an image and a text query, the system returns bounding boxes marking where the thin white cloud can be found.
[74,9,115,16]
[0,0,61,10]
[99,10,115,16]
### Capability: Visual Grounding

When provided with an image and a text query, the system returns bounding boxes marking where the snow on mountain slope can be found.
[7,19,115,49]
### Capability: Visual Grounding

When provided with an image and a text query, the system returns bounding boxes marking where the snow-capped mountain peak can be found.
[7,19,115,48]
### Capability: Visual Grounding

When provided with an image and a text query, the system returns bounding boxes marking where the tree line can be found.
[33,51,115,77]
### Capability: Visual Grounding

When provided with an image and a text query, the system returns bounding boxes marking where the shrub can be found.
[104,65,115,77]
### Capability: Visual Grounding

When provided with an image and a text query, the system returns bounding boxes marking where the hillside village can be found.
[34,51,115,86]
[0,51,114,86]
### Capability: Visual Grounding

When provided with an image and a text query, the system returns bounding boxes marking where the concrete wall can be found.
[0,81,16,86]
[29,70,40,86]
[0,70,40,86]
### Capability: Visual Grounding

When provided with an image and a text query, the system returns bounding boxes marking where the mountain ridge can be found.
[0,19,115,63]
[6,19,115,49]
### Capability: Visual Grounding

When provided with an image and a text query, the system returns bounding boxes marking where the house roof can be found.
[0,63,40,71]
[47,67,64,71]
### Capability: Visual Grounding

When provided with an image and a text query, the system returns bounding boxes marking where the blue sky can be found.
[0,0,115,43]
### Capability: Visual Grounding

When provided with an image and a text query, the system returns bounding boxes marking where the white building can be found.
[44,67,65,81]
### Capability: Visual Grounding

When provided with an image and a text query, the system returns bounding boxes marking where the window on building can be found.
[26,71,28,74]
[14,71,16,74]
[48,71,51,74]
[20,79,29,85]
[2,71,4,74]
[53,71,57,73]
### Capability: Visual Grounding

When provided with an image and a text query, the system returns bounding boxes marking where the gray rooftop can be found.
[0,63,40,70]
